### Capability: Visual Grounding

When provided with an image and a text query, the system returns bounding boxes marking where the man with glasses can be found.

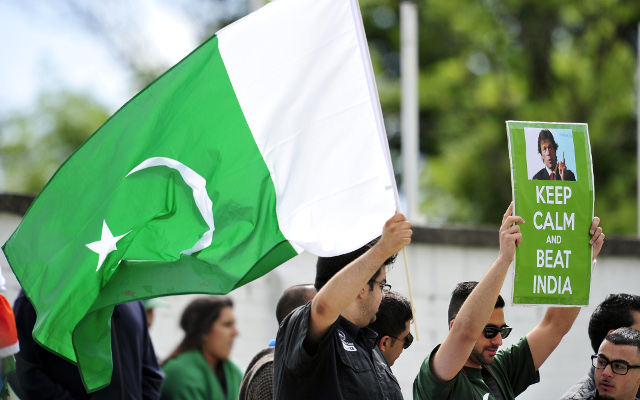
[273,213,412,399]
[414,203,604,399]
[562,294,640,399]
[369,290,413,367]
[583,327,640,400]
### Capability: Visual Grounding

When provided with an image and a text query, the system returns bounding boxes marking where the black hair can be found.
[275,284,317,324]
[603,327,640,355]
[165,296,233,362]
[537,129,558,154]
[368,291,412,345]
[314,238,397,291]
[589,293,640,353]
[447,281,505,324]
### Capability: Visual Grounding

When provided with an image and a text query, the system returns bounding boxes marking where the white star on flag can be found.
[86,220,130,271]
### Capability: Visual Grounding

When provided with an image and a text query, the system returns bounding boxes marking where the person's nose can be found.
[492,334,503,347]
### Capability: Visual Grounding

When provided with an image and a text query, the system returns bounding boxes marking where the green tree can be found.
[362,0,640,234]
[0,91,110,193]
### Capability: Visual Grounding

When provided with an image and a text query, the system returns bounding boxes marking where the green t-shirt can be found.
[161,349,243,400]
[413,336,540,400]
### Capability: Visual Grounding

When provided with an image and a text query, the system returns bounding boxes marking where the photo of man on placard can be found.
[526,128,577,181]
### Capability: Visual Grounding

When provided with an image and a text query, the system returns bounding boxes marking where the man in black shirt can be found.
[273,213,412,399]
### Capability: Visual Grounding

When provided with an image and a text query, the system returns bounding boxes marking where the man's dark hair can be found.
[368,291,412,345]
[447,281,505,325]
[589,293,640,353]
[275,284,317,324]
[537,129,558,154]
[314,238,397,291]
[603,327,640,355]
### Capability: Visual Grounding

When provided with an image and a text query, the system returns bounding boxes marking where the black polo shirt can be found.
[273,302,403,399]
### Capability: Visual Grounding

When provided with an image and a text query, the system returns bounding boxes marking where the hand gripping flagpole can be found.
[349,0,420,340]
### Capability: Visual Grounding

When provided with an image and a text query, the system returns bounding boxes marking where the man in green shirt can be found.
[413,203,605,400]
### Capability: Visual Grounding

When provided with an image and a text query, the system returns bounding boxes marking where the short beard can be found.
[468,345,498,366]
[596,393,615,400]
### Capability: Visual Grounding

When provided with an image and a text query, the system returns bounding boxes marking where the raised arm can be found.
[431,203,524,381]
[526,216,604,370]
[307,213,412,344]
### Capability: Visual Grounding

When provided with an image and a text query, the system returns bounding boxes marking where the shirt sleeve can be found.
[276,302,339,378]
[493,337,540,396]
[413,344,462,400]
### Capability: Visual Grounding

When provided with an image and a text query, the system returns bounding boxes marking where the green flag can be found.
[507,121,594,305]
[3,0,397,391]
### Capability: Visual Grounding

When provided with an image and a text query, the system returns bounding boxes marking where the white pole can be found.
[401,1,421,223]
[400,0,421,340]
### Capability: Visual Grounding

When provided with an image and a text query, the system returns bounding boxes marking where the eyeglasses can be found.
[369,279,391,294]
[483,325,512,339]
[592,355,640,375]
[389,332,413,349]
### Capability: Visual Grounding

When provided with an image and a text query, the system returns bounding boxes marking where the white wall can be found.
[2,212,638,399]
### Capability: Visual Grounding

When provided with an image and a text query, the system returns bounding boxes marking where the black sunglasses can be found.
[389,332,413,349]
[483,325,512,339]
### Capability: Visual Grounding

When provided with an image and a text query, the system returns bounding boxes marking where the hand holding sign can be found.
[590,216,604,259]
[497,202,525,265]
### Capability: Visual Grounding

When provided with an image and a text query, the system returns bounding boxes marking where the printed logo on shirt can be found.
[337,329,357,351]
[483,394,489,400]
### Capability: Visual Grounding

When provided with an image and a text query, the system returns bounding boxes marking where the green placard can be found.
[506,121,594,306]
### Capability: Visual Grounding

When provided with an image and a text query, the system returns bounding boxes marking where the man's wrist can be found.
[495,252,514,267]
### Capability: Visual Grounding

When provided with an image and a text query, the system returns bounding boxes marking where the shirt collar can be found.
[338,315,378,349]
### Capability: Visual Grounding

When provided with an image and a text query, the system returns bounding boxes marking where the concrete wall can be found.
[2,194,639,399]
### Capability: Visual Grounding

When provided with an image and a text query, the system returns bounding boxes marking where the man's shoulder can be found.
[414,344,459,399]
[278,302,312,332]
[532,168,548,180]
[494,336,531,358]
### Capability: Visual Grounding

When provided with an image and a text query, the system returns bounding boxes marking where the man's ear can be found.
[449,319,455,331]
[357,286,367,300]
[378,336,391,353]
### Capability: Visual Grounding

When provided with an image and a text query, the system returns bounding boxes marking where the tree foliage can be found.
[362,0,640,234]
[0,91,109,193]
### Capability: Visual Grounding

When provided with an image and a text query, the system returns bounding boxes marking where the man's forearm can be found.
[540,307,580,336]
[450,256,512,339]
[312,244,389,322]
[527,306,580,370]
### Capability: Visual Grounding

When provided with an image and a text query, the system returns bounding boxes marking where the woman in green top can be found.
[161,296,243,400]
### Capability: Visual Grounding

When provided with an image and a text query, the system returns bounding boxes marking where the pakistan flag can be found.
[2,0,396,391]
